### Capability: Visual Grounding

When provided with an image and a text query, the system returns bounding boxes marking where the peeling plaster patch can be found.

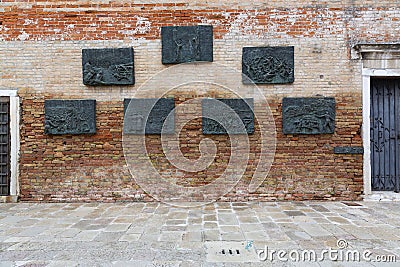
[199,16,221,26]
[59,24,78,40]
[118,30,135,35]
[17,31,29,41]
[287,17,297,25]
[224,12,263,39]
[133,16,151,34]
[222,12,230,19]
[23,19,38,26]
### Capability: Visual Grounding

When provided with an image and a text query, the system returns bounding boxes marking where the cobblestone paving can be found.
[0,201,399,266]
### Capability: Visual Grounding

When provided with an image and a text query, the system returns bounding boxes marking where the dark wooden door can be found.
[0,97,10,195]
[370,78,400,192]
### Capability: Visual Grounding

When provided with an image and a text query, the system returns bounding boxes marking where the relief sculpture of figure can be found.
[302,116,320,132]
[76,110,91,133]
[316,111,334,132]
[45,109,67,134]
[173,28,184,62]
[189,35,200,60]
[276,58,292,80]
[83,62,96,84]
[172,27,201,62]
[245,54,292,83]
[127,113,144,133]
[83,62,106,85]
[110,63,133,82]
[94,69,104,84]
[189,27,201,60]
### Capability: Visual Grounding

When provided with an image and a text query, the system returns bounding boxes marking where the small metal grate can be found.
[0,97,10,196]
[221,249,240,255]
[206,241,259,263]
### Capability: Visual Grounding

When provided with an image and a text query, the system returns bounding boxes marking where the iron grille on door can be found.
[370,78,400,192]
[0,97,10,196]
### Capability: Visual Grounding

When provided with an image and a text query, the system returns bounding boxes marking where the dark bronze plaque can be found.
[242,46,294,84]
[82,48,134,86]
[282,97,335,135]
[44,100,96,135]
[202,98,254,134]
[161,25,213,64]
[124,98,175,134]
[334,147,364,154]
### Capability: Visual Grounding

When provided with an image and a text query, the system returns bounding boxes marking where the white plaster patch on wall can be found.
[17,31,29,41]
[0,25,7,41]
[224,12,263,39]
[23,18,38,26]
[133,16,151,34]
[59,24,78,41]
[118,30,136,35]
[352,10,400,42]
[287,16,297,25]
[222,12,231,19]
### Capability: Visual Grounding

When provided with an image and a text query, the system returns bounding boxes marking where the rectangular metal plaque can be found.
[334,147,364,154]
[202,98,254,134]
[242,46,294,84]
[124,98,175,134]
[82,47,134,86]
[282,97,335,135]
[161,25,213,64]
[45,100,96,135]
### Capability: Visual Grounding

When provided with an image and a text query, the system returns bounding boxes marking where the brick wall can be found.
[1,0,395,201]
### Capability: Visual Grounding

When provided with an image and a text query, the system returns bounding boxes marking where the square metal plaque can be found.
[123,98,175,134]
[44,100,96,135]
[242,46,294,84]
[282,97,335,135]
[202,98,254,134]
[161,25,213,64]
[82,47,134,86]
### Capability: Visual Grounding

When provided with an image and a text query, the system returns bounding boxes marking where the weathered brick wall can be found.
[1,0,396,201]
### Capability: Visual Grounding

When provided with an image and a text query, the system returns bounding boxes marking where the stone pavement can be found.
[0,201,399,266]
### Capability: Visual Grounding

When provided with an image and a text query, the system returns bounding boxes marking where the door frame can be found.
[353,44,400,197]
[362,69,400,195]
[0,89,19,201]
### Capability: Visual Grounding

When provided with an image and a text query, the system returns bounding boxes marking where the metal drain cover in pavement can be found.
[205,241,259,262]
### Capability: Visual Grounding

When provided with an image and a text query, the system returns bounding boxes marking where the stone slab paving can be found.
[0,201,399,266]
